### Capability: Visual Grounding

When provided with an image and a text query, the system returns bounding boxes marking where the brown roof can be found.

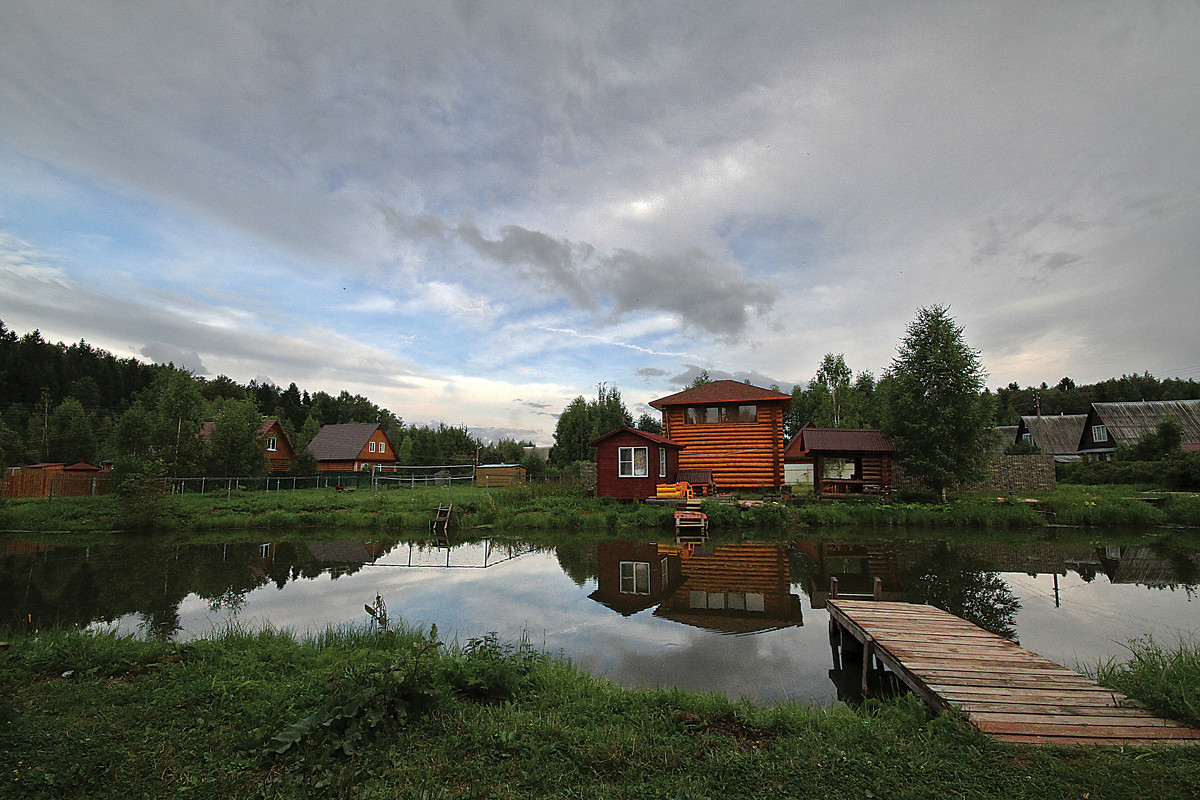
[649,380,792,409]
[198,418,284,438]
[785,427,895,457]
[307,422,389,460]
[588,426,683,448]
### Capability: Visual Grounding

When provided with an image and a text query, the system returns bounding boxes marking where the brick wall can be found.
[893,453,1056,495]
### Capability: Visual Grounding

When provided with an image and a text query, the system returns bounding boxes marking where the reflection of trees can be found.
[899,543,1021,640]
[554,541,599,586]
[0,537,401,636]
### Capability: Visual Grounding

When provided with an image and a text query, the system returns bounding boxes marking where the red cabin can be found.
[589,427,685,500]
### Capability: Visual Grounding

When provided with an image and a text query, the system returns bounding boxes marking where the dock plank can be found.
[826,599,1200,747]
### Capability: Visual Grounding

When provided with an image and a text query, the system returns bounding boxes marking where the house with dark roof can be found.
[307,422,398,472]
[784,424,896,498]
[1077,399,1200,460]
[1014,414,1087,462]
[588,426,685,500]
[649,380,792,489]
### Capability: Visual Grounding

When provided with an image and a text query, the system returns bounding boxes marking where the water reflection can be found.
[2,531,1197,705]
[589,541,803,633]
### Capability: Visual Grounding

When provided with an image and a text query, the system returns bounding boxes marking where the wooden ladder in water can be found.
[431,503,452,534]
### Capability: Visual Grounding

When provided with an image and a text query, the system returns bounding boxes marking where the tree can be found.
[47,397,99,464]
[549,383,634,465]
[688,369,713,388]
[879,305,995,500]
[635,412,662,435]
[813,354,852,428]
[202,399,269,477]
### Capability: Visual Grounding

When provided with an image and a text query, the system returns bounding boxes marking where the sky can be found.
[2,2,1199,446]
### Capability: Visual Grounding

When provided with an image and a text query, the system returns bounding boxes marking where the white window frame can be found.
[619,561,650,595]
[618,446,649,478]
[369,441,377,453]
[265,436,278,452]
[659,448,667,478]
[1092,424,1108,443]
[378,441,386,454]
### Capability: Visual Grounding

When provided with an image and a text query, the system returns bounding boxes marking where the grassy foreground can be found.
[3,480,1198,534]
[2,624,1199,800]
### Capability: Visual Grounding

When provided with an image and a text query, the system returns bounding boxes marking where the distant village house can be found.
[306,422,398,471]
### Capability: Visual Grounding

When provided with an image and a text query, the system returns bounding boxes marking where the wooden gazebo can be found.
[784,426,895,498]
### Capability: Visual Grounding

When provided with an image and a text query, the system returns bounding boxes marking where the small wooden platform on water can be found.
[827,599,1200,746]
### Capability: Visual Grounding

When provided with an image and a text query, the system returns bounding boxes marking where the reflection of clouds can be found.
[1006,572,1199,670]
[123,552,1200,708]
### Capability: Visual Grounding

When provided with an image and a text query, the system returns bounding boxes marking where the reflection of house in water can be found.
[1098,546,1200,588]
[589,540,803,633]
[796,541,905,609]
[304,541,390,577]
[589,541,683,616]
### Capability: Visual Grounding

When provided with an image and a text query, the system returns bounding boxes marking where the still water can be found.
[3,531,1197,706]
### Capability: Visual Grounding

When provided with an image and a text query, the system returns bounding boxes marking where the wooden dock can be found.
[827,599,1200,746]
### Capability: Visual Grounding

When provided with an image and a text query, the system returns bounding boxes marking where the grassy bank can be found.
[2,624,1199,800]
[2,481,1198,535]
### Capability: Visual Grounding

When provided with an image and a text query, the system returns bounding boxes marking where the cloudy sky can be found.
[2,2,1198,445]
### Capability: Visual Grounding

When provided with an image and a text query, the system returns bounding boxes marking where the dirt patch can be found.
[670,710,777,751]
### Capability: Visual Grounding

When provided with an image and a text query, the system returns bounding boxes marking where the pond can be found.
[2,530,1197,706]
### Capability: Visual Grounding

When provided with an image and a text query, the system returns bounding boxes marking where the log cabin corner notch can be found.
[649,380,792,490]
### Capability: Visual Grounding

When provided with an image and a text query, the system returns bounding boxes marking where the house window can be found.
[1092,424,1108,443]
[618,446,648,477]
[683,405,757,424]
[661,556,669,585]
[378,441,386,454]
[1021,433,1032,444]
[369,441,377,453]
[659,448,667,478]
[620,561,650,594]
[265,436,278,452]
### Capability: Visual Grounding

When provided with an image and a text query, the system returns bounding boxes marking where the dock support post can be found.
[873,576,882,601]
[862,638,875,695]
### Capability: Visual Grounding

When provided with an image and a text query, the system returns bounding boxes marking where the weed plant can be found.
[1089,636,1200,728]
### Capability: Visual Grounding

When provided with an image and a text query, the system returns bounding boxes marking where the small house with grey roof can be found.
[1077,399,1200,460]
[1014,414,1088,462]
[307,422,398,472]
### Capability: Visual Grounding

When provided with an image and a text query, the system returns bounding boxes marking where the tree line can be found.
[0,321,544,477]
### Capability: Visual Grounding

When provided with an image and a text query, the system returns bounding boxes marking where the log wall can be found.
[664,404,785,488]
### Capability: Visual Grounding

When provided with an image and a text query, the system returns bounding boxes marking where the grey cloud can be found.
[602,248,774,336]
[635,367,668,377]
[456,223,597,310]
[667,364,792,391]
[467,426,546,446]
[141,343,207,375]
[387,211,773,336]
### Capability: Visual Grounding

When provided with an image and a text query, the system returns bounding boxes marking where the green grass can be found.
[1087,636,1200,728]
[2,625,1199,799]
[3,480,1199,535]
